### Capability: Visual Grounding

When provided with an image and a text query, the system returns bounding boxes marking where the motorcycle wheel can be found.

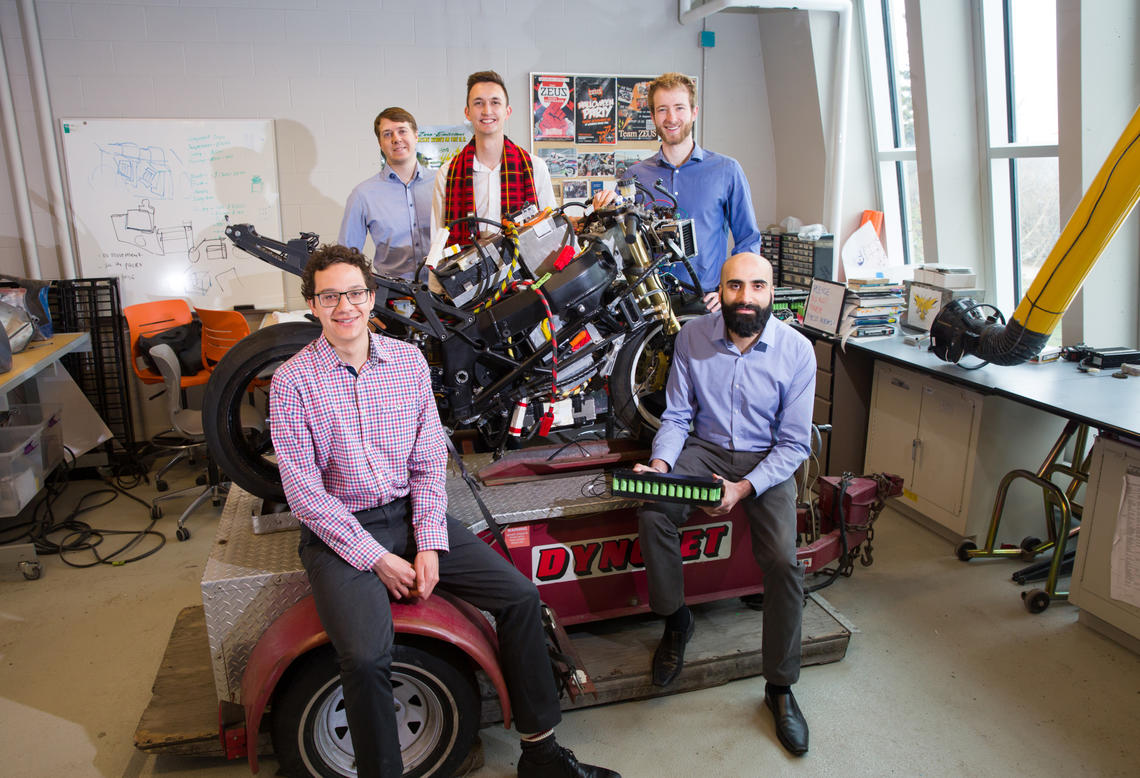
[272,643,479,778]
[204,321,321,502]
[610,314,698,438]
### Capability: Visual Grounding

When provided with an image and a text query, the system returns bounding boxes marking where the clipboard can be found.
[802,278,847,335]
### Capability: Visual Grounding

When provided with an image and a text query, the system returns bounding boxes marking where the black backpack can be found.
[138,320,204,377]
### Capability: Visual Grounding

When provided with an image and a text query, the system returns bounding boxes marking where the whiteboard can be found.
[60,118,285,309]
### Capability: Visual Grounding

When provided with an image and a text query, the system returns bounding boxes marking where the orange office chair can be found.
[123,300,211,388]
[196,307,252,371]
[124,300,212,492]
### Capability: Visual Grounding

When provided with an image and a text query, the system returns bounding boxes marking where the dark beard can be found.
[722,302,772,338]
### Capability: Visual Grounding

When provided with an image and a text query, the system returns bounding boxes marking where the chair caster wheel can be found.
[176,527,190,541]
[196,474,208,486]
[151,505,163,519]
[1023,589,1050,614]
[956,540,977,561]
[156,479,168,492]
[1019,536,1042,561]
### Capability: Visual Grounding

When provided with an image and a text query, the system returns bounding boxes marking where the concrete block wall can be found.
[0,0,833,308]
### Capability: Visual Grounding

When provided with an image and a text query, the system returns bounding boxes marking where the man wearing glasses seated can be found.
[269,243,619,778]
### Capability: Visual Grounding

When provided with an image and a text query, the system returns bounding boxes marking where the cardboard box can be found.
[902,282,984,331]
[912,264,978,288]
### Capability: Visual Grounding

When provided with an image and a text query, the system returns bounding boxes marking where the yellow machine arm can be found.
[932,103,1140,364]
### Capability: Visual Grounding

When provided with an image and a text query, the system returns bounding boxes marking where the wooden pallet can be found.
[137,594,851,756]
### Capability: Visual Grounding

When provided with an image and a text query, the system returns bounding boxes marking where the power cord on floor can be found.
[0,446,167,567]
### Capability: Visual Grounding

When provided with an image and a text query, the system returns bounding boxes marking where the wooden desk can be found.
[0,332,92,411]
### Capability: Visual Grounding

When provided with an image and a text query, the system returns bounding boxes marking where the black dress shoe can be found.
[517,742,621,778]
[651,619,695,687]
[765,684,809,756]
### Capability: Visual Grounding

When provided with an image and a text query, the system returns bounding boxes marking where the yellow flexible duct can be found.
[1014,102,1140,336]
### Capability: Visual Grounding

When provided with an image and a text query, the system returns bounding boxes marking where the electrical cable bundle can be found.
[0,446,167,568]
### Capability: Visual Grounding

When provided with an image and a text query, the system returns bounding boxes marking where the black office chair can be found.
[148,344,265,540]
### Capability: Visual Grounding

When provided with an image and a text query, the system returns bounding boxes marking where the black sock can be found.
[768,683,791,695]
[666,604,692,632]
[520,733,558,760]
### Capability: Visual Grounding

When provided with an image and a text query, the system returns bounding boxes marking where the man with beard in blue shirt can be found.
[633,251,814,757]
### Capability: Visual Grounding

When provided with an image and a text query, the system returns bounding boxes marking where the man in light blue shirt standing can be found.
[594,73,761,311]
[338,107,435,280]
[634,252,815,757]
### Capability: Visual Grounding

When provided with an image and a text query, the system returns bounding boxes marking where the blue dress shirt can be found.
[625,144,761,293]
[338,163,436,280]
[651,312,816,497]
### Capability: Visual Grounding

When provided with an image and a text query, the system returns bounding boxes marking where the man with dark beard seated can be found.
[632,251,816,757]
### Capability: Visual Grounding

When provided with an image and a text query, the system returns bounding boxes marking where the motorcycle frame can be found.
[224,220,668,430]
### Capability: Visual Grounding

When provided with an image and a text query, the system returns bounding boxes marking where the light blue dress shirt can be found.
[625,144,761,293]
[651,312,816,497]
[338,163,436,280]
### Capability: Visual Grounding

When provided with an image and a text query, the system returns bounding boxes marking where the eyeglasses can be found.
[314,288,372,308]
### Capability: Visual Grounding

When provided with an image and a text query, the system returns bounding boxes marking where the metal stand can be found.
[955,420,1091,613]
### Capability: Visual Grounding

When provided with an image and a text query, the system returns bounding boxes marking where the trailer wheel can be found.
[272,643,480,777]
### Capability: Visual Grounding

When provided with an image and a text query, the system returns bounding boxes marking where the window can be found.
[978,0,1060,313]
[863,0,923,265]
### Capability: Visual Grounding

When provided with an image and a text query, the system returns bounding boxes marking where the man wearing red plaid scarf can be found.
[431,70,556,247]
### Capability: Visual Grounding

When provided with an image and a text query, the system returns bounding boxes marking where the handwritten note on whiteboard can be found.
[60,118,285,309]
[803,278,847,335]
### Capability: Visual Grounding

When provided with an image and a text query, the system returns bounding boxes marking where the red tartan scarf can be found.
[443,137,538,247]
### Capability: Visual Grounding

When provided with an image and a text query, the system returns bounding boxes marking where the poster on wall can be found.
[616,77,657,141]
[532,74,575,141]
[579,152,615,177]
[416,125,472,169]
[575,77,616,144]
[535,147,578,177]
[615,148,656,178]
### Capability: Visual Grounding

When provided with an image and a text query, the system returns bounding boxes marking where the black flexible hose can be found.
[806,474,851,594]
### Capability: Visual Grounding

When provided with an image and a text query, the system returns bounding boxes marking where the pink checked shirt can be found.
[270,333,449,571]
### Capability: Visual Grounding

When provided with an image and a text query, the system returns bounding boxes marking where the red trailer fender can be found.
[239,592,511,774]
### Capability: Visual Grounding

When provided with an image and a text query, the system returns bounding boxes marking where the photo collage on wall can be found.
[531,72,694,206]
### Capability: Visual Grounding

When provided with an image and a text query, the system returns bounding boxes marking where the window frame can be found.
[861,0,922,267]
[973,0,1060,313]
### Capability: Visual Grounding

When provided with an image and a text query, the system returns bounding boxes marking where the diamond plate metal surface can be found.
[201,459,638,703]
[202,486,310,704]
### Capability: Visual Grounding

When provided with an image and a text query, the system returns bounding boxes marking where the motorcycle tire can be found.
[610,314,698,438]
[272,643,479,778]
[204,321,321,502]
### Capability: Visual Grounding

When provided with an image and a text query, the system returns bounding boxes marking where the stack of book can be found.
[840,278,906,339]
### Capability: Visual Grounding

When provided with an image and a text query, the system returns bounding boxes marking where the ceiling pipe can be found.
[18,0,77,279]
[678,0,853,250]
[0,34,42,278]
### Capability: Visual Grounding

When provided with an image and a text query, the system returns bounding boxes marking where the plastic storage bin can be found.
[0,425,45,517]
[3,403,64,472]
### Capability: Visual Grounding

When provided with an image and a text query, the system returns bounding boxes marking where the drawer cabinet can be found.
[796,329,872,478]
[865,361,1065,539]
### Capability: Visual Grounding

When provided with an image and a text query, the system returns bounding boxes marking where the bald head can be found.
[721,252,773,287]
[719,252,774,339]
